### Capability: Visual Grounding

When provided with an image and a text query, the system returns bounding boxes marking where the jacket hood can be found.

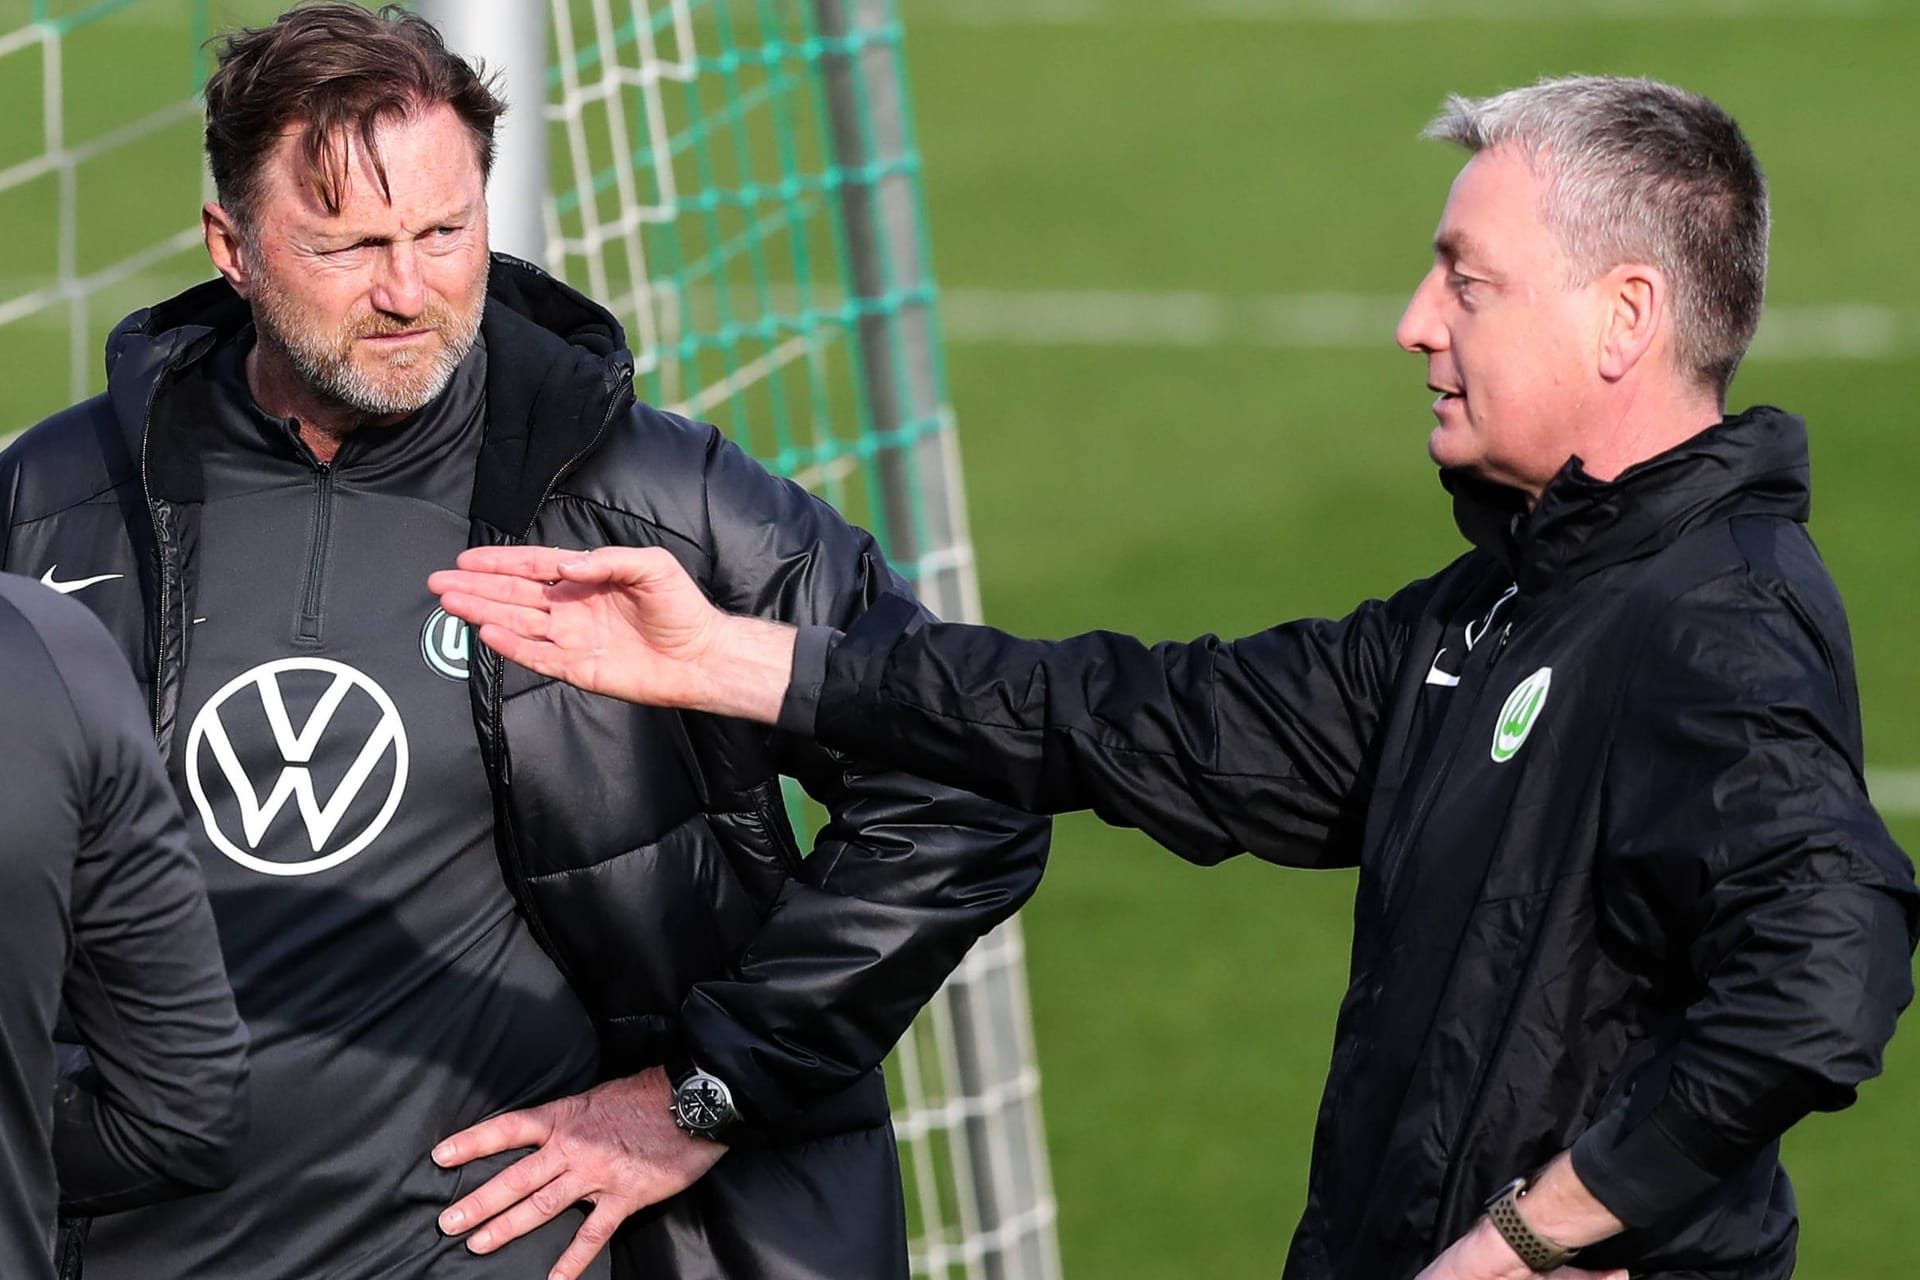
[103,254,635,532]
[104,253,629,411]
[1444,406,1812,595]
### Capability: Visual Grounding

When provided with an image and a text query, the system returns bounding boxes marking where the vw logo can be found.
[421,606,470,681]
[184,658,410,877]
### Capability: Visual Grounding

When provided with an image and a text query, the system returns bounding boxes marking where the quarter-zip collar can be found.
[199,325,489,486]
[1442,406,1813,597]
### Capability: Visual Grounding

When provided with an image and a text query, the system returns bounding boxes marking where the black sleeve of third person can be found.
[26,588,251,1215]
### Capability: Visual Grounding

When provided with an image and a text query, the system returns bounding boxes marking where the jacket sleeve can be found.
[1572,574,1918,1230]
[782,576,1420,869]
[670,427,1052,1131]
[37,592,251,1215]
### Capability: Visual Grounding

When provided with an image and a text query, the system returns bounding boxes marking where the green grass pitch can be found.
[3,2,1916,1276]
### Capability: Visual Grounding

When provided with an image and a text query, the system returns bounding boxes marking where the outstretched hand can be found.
[429,545,796,722]
[430,545,719,707]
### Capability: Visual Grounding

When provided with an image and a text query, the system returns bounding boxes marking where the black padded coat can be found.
[0,257,1050,1280]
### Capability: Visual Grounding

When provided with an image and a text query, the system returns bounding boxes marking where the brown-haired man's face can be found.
[240,102,490,419]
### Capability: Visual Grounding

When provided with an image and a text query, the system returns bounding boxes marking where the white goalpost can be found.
[420,6,1062,1275]
[0,3,1061,1274]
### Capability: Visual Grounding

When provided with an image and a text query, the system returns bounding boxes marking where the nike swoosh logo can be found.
[41,566,124,595]
[1425,647,1461,688]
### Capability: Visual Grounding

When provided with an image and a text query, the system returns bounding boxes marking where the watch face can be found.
[675,1074,734,1131]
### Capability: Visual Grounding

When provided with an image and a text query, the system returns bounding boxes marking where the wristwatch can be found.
[1482,1176,1581,1273]
[667,1059,740,1142]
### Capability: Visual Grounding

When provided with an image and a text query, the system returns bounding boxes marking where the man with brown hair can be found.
[0,5,1046,1279]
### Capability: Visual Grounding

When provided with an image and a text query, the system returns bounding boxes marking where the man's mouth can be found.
[1428,382,1464,411]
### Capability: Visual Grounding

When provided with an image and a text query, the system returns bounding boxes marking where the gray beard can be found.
[251,289,484,419]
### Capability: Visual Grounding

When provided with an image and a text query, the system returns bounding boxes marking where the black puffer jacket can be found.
[781,408,1919,1278]
[0,258,1050,1278]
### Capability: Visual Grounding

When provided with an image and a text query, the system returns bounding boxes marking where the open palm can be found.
[430,545,721,708]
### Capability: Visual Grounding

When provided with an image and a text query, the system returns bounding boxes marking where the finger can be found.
[433,1106,557,1168]
[437,592,555,639]
[429,568,563,610]
[454,545,588,579]
[475,626,578,681]
[462,1171,592,1255]
[556,545,685,587]
[439,1146,570,1237]
[545,1201,629,1280]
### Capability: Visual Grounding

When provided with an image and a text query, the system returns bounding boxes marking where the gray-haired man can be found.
[435,75,1918,1280]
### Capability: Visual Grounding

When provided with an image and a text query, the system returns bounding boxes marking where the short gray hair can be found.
[1425,75,1768,397]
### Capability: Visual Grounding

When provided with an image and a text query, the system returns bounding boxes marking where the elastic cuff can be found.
[815,592,927,738]
[1570,1096,1732,1230]
[776,625,838,736]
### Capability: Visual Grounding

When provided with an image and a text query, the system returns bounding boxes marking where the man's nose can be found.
[370,241,427,319]
[1395,270,1445,354]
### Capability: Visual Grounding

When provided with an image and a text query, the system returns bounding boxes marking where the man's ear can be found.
[203,202,253,298]
[1596,262,1665,382]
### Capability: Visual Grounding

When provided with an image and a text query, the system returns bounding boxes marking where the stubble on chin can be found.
[249,275,485,420]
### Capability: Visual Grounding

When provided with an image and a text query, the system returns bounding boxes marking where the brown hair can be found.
[204,3,506,229]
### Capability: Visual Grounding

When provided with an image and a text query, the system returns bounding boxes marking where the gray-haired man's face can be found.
[1394,145,1610,499]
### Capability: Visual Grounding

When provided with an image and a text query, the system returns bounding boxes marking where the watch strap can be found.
[1483,1177,1580,1273]
[662,1043,699,1091]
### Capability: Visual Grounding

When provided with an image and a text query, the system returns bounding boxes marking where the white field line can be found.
[929,0,1889,25]
[1,0,1885,42]
[938,288,1920,363]
[1870,770,1920,819]
[0,273,1914,810]
[5,275,1914,365]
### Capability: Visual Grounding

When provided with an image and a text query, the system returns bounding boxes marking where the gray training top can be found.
[82,333,607,1280]
[0,573,248,1280]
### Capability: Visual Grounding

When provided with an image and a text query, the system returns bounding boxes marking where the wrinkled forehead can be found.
[253,102,486,226]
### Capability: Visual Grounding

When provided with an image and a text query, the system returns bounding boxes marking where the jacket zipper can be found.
[1317,592,1532,1217]
[519,367,634,541]
[490,367,635,975]
[1371,594,1527,915]
[138,349,194,748]
[752,781,806,874]
[142,477,168,741]
[295,463,333,643]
